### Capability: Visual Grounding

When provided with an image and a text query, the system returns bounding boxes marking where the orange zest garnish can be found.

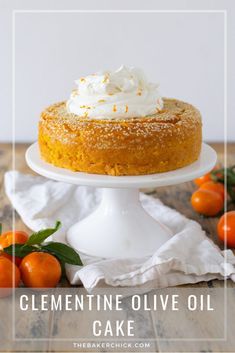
[80,105,92,109]
[71,89,78,97]
[113,105,117,112]
[102,75,109,83]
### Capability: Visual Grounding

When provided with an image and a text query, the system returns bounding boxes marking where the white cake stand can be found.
[26,143,217,259]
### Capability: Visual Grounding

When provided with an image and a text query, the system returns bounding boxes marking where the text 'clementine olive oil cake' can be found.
[38,66,202,176]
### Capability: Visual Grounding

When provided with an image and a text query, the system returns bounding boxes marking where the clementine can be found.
[217,211,235,248]
[20,252,61,289]
[194,172,212,187]
[200,181,226,201]
[0,230,28,266]
[0,256,21,297]
[191,189,223,216]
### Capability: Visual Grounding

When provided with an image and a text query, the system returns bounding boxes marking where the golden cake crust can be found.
[38,98,202,176]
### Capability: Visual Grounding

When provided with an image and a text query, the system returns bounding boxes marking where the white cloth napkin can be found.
[4,171,235,293]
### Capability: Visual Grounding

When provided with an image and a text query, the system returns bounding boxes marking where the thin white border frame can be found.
[11,8,228,344]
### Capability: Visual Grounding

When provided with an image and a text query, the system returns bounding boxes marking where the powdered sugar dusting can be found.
[40,98,201,150]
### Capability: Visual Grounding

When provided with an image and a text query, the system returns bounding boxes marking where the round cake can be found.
[38,66,202,176]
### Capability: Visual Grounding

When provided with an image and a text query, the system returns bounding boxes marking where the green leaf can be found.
[227,185,235,202]
[4,244,37,258]
[0,223,2,236]
[59,259,67,278]
[26,221,61,246]
[41,242,83,266]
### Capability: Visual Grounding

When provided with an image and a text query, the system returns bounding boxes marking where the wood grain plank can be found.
[150,287,235,352]
[0,291,50,352]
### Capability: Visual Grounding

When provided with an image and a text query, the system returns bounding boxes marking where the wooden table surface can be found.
[0,142,235,352]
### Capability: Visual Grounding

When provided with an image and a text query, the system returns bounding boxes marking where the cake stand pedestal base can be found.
[67,188,172,258]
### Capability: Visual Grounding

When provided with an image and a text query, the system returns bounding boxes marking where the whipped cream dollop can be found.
[66,65,163,119]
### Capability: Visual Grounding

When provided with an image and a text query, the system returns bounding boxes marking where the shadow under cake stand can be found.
[26,143,217,259]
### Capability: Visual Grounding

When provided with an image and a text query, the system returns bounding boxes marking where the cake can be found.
[38,66,202,176]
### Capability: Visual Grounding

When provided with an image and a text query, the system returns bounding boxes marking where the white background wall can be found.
[0,0,234,142]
